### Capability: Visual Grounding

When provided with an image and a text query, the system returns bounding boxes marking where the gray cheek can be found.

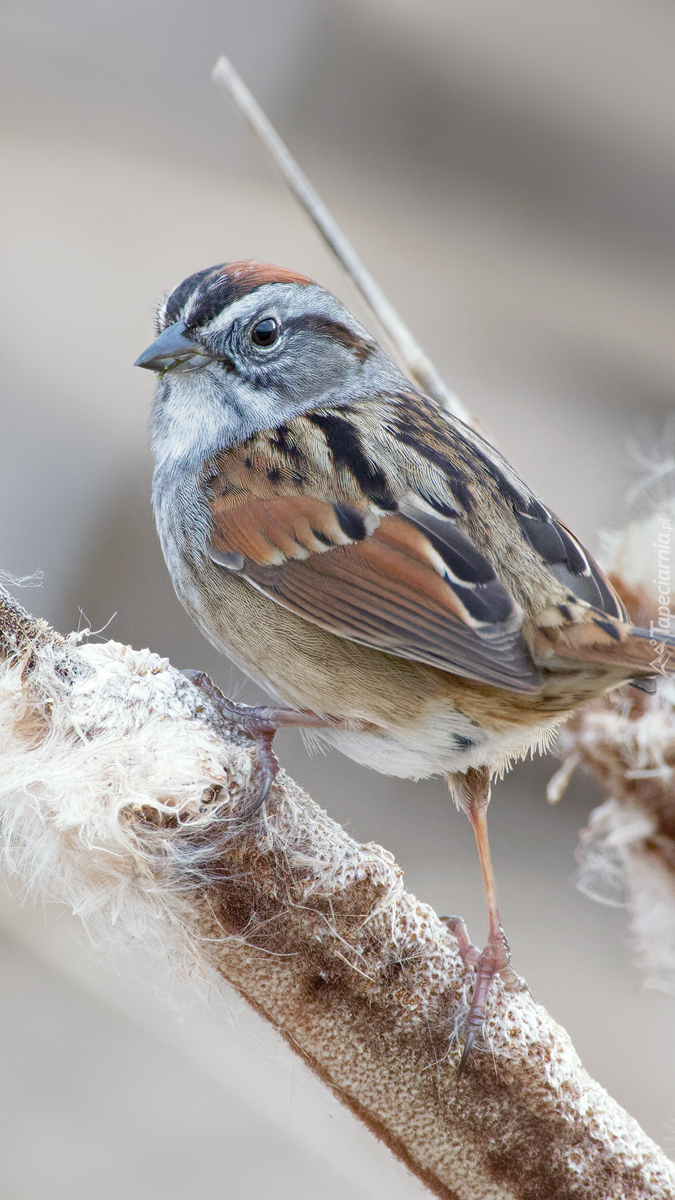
[236,341,374,422]
[262,336,404,413]
[271,341,352,398]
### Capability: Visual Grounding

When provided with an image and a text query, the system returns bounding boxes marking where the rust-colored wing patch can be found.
[208,492,540,693]
[210,495,371,566]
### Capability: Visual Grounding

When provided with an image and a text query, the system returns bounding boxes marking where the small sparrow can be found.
[136,260,672,1072]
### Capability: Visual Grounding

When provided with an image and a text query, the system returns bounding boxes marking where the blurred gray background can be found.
[1,1,675,1195]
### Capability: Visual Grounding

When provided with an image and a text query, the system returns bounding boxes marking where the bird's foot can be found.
[441,915,527,1078]
[182,670,341,821]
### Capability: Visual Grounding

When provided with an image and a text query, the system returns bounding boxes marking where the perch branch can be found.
[0,582,673,1199]
[212,56,470,425]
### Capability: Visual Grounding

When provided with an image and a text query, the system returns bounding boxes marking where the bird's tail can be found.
[533,618,675,682]
[627,625,675,675]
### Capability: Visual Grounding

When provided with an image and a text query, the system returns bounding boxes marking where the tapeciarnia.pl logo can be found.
[649,514,672,675]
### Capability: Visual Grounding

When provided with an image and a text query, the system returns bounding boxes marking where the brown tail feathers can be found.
[533,616,675,683]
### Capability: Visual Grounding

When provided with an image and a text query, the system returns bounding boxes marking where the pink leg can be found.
[448,767,525,1077]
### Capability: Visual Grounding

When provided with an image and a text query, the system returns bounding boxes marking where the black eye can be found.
[251,318,279,347]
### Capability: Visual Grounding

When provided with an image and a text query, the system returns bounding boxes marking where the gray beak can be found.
[134,320,208,372]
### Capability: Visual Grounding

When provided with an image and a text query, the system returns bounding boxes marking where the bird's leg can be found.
[451,766,525,1077]
[183,670,361,821]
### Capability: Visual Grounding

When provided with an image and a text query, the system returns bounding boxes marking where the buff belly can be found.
[172,556,566,780]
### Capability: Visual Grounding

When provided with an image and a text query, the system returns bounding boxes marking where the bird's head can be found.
[137,261,399,471]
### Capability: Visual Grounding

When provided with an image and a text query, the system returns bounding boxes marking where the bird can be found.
[136,259,673,1074]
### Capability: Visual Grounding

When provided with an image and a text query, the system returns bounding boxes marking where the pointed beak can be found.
[134,320,209,372]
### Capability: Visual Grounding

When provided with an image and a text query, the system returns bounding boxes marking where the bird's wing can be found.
[509,506,627,620]
[369,388,628,624]
[207,486,541,694]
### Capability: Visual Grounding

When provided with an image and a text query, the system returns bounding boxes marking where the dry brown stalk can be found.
[0,582,673,1199]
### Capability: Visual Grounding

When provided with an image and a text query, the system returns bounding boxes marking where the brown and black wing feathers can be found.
[207,439,541,693]
[512,506,627,621]
[241,530,539,690]
[206,392,666,693]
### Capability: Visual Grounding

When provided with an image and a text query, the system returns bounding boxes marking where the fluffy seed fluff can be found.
[0,634,415,993]
[551,495,675,993]
[0,637,255,963]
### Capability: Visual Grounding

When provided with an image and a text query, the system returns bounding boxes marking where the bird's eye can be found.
[251,318,279,347]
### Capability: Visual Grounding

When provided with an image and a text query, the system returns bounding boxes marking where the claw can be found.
[182,669,348,823]
[454,948,496,1078]
[182,671,283,821]
[441,914,481,968]
[443,910,526,1079]
[180,670,246,729]
[232,727,280,823]
[456,1028,477,1080]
